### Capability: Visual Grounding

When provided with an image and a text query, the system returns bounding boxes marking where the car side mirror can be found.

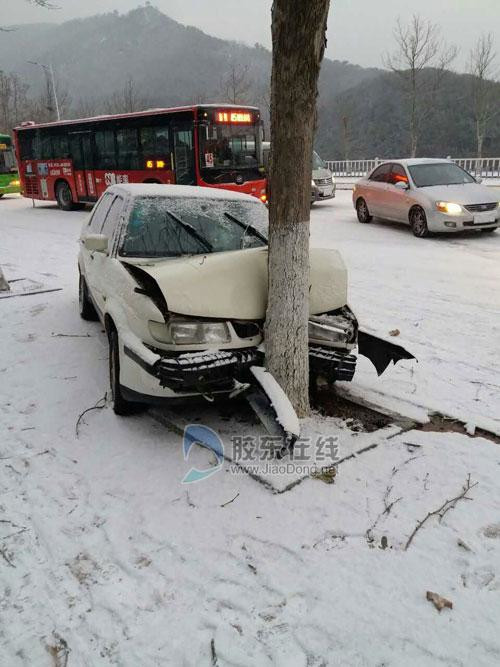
[395,181,409,191]
[475,176,483,184]
[84,233,109,253]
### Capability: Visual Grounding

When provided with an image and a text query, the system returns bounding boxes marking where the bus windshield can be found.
[0,138,16,174]
[199,123,259,171]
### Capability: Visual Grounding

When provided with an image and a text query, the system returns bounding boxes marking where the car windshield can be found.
[312,151,326,170]
[120,196,268,258]
[409,163,476,187]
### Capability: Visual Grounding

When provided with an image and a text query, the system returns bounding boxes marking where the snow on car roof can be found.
[107,183,262,203]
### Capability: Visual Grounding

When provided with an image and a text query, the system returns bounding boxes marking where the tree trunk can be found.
[265,0,330,417]
[476,121,483,159]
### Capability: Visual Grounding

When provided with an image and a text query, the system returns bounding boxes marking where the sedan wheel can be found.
[79,274,98,321]
[356,198,372,223]
[410,207,429,238]
[108,328,142,416]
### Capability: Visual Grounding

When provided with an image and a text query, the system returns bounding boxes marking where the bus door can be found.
[172,125,195,185]
[69,131,97,200]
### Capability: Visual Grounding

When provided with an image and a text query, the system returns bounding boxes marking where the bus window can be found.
[52,134,70,159]
[95,129,116,170]
[40,132,53,160]
[19,132,35,161]
[116,128,140,170]
[173,127,194,185]
[140,126,171,166]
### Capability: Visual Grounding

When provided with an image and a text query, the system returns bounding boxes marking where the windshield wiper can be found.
[165,210,213,253]
[223,212,268,248]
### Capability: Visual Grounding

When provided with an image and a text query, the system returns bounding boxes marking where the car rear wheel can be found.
[410,207,429,238]
[109,328,141,416]
[356,198,372,223]
[79,274,98,321]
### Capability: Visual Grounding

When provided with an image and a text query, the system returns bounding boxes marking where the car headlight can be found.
[149,320,231,345]
[308,319,350,344]
[436,202,463,215]
[9,179,20,187]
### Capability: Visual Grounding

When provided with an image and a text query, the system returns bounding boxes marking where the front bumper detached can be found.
[156,349,261,392]
[153,345,357,393]
[309,346,356,382]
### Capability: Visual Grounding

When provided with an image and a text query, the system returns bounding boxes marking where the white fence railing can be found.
[326,157,500,179]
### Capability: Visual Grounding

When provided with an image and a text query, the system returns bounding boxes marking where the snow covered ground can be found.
[1,192,500,666]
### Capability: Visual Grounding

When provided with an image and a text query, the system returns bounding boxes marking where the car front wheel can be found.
[79,274,98,321]
[109,328,139,416]
[410,207,429,238]
[356,198,372,223]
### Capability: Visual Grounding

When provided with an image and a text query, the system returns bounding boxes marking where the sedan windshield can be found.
[409,163,476,188]
[120,196,268,258]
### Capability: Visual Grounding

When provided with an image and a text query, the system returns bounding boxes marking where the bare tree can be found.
[468,33,498,158]
[0,71,30,132]
[219,62,253,105]
[104,76,149,115]
[264,0,330,417]
[384,15,457,157]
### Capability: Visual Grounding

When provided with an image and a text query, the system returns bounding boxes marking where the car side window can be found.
[101,195,125,243]
[88,193,114,233]
[388,164,409,186]
[369,164,391,182]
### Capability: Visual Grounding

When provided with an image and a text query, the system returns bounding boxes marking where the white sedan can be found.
[352,158,499,237]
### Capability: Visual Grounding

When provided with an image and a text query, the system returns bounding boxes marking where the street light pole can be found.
[27,60,61,121]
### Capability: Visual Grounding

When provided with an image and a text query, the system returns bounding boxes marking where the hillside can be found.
[0,5,499,158]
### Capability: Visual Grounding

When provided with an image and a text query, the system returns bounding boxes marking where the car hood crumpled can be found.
[422,183,499,205]
[124,247,348,320]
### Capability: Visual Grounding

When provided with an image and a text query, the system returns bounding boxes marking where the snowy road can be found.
[1,192,500,666]
[312,192,500,433]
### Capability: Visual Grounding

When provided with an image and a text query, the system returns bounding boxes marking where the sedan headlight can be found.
[436,202,463,215]
[308,319,349,344]
[149,320,231,345]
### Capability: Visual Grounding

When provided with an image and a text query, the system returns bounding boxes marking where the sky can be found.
[9,0,500,72]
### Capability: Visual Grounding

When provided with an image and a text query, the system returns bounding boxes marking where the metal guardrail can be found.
[326,157,500,179]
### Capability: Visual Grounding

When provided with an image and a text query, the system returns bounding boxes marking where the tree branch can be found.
[404,474,477,550]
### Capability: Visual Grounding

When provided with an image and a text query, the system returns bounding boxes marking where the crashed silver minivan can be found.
[78,184,412,442]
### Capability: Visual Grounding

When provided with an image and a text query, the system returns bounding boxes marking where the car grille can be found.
[464,203,498,213]
[314,178,332,186]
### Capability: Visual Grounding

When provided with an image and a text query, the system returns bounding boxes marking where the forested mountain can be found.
[0,5,499,158]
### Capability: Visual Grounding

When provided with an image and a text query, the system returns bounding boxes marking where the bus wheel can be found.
[55,181,77,211]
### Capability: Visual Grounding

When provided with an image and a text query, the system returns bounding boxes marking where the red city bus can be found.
[13,104,267,210]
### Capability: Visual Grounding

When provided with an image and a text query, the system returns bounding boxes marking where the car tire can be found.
[481,227,497,234]
[356,198,372,223]
[108,328,141,416]
[79,274,98,321]
[410,207,430,238]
